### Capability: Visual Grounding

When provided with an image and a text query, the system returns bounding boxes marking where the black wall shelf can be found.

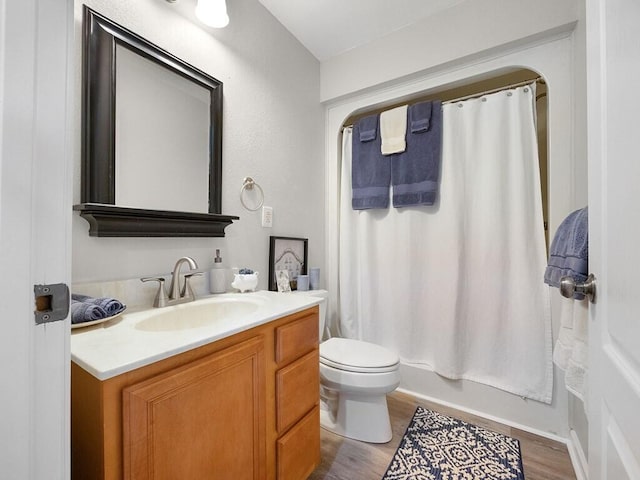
[74,204,239,237]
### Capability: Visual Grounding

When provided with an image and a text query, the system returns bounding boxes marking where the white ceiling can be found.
[257,0,466,61]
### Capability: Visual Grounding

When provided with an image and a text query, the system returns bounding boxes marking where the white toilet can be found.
[301,290,401,443]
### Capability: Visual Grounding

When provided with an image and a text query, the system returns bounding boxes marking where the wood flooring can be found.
[308,391,577,480]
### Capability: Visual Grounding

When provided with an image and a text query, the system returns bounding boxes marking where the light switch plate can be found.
[261,206,273,228]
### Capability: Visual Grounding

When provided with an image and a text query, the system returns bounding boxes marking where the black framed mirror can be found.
[74,6,238,237]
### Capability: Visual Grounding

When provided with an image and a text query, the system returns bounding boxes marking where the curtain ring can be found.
[240,177,264,211]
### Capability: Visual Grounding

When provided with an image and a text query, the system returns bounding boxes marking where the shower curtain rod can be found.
[442,76,544,105]
[341,77,544,130]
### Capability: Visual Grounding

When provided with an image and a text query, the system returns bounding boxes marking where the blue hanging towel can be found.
[351,114,391,210]
[544,207,589,299]
[391,100,443,207]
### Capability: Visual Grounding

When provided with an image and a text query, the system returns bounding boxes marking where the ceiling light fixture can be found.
[195,0,229,28]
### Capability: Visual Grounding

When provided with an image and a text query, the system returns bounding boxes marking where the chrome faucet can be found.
[141,256,201,308]
[168,256,198,301]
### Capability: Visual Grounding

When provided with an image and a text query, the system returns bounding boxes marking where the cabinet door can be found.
[123,336,265,480]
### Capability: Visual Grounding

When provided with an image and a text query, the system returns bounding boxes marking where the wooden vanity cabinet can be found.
[71,306,320,480]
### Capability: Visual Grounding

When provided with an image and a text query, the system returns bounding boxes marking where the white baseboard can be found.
[396,387,568,444]
[567,429,589,480]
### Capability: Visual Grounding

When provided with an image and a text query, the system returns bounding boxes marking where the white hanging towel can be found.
[553,294,576,369]
[380,105,408,154]
[565,298,588,402]
[553,294,589,403]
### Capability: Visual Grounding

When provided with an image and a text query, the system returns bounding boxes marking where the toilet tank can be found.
[294,290,328,340]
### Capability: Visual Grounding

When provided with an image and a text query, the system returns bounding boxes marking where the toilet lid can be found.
[320,338,400,373]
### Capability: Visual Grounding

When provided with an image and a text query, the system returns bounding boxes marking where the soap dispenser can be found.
[209,249,227,294]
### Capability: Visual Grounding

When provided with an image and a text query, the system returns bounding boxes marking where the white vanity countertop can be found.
[71,290,321,381]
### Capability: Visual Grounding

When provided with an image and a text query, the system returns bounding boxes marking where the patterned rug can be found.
[382,406,525,480]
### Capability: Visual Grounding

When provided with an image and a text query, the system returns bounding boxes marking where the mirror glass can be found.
[115,45,210,213]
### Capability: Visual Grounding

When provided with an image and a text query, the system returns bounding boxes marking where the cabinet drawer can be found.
[275,311,318,365]
[277,405,320,480]
[276,349,319,433]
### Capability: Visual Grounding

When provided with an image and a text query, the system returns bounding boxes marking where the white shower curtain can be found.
[339,84,553,403]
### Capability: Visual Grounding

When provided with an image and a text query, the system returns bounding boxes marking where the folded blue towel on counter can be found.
[71,293,126,324]
[72,293,126,315]
[544,207,588,299]
[352,114,391,210]
[391,100,443,207]
[70,300,108,324]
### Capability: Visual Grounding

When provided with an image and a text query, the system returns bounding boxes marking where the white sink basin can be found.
[135,297,261,332]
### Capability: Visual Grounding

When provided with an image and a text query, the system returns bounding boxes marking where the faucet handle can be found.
[182,272,203,300]
[141,277,169,308]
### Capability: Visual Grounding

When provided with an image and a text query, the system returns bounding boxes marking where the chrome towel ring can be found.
[240,177,264,211]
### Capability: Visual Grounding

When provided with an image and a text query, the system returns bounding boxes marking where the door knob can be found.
[560,274,596,303]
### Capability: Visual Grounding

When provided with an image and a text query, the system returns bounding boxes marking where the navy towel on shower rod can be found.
[391,100,443,207]
[352,114,391,210]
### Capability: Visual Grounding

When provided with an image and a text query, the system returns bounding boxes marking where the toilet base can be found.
[320,390,393,443]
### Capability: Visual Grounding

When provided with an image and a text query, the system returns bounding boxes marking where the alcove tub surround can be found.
[321,0,586,465]
[71,0,324,286]
[71,291,322,479]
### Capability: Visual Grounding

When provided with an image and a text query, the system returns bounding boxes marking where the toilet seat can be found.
[320,338,399,374]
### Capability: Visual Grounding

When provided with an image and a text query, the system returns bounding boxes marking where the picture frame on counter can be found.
[268,236,308,291]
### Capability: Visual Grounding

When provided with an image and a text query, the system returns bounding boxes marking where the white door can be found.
[0,0,72,478]
[586,0,640,478]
